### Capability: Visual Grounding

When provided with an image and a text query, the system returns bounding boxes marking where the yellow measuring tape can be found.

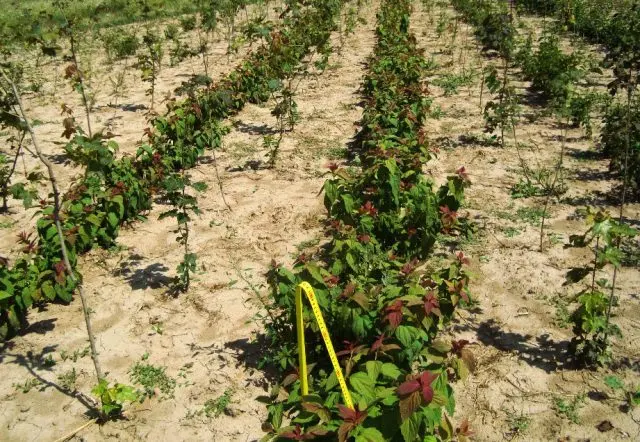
[295,281,354,410]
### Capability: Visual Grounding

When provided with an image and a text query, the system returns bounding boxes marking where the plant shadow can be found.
[1,346,98,415]
[225,336,281,384]
[114,255,172,290]
[475,319,571,373]
[232,121,278,136]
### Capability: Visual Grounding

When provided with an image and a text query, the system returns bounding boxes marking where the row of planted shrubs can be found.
[452,0,639,199]
[259,1,473,440]
[0,0,345,340]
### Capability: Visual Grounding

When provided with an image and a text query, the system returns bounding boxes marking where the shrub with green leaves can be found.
[567,208,638,366]
[259,2,473,440]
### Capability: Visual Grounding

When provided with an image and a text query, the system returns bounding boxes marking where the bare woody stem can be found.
[2,70,104,386]
[604,75,635,342]
[70,35,93,138]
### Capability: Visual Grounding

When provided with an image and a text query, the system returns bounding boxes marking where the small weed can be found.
[429,104,445,119]
[604,375,624,391]
[59,347,90,363]
[511,179,544,199]
[185,389,234,420]
[552,297,571,328]
[57,368,78,392]
[507,411,531,436]
[433,72,474,96]
[296,238,320,252]
[0,219,15,229]
[204,389,233,418]
[151,322,164,335]
[494,210,517,223]
[41,354,56,367]
[129,358,176,400]
[517,207,546,226]
[502,227,521,238]
[553,394,585,424]
[547,232,563,245]
[325,146,349,160]
[13,378,42,393]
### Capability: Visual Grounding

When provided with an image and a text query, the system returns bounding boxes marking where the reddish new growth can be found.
[446,279,469,304]
[397,371,439,404]
[357,234,371,244]
[336,339,365,358]
[456,166,471,184]
[53,261,67,285]
[400,258,418,275]
[323,274,340,287]
[423,291,441,317]
[326,162,339,172]
[455,251,470,265]
[384,300,404,329]
[359,201,378,217]
[337,405,368,442]
[439,206,458,232]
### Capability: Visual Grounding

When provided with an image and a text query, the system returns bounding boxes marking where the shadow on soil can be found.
[0,345,98,416]
[475,319,571,373]
[114,254,173,290]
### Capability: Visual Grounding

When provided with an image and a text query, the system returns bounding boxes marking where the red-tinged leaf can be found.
[384,300,403,329]
[397,379,420,397]
[337,404,357,421]
[421,383,434,404]
[350,291,370,310]
[282,373,298,387]
[307,427,329,437]
[337,422,353,442]
[456,418,474,437]
[380,343,401,352]
[399,389,421,421]
[455,251,470,265]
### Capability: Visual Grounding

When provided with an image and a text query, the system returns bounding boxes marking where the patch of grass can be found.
[433,72,475,96]
[129,356,176,401]
[516,206,546,227]
[507,411,531,436]
[551,297,571,328]
[0,218,15,229]
[553,394,585,424]
[502,227,521,238]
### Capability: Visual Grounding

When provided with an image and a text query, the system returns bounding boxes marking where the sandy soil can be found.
[1,1,639,442]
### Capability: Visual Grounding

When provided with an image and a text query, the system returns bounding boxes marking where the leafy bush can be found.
[258,2,473,440]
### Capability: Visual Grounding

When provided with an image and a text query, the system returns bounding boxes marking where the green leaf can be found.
[380,363,402,380]
[395,325,415,348]
[349,372,376,404]
[41,281,56,300]
[400,411,421,441]
[356,427,385,442]
[365,360,382,382]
